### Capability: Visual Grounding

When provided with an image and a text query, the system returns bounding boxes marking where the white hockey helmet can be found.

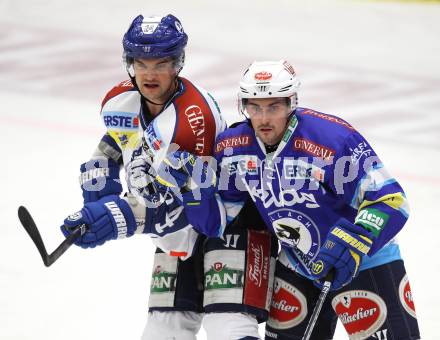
[238,60,300,116]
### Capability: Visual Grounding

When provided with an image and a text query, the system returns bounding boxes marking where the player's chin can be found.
[140,86,161,98]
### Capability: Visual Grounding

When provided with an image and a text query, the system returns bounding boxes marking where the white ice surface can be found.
[1,0,439,339]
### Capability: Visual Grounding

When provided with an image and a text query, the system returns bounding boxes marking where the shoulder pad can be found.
[297,108,355,131]
[229,120,249,129]
[101,80,136,109]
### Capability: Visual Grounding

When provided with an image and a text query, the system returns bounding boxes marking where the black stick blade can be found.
[18,206,49,266]
[18,206,86,267]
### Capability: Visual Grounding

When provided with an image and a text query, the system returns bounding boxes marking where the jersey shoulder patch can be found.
[171,78,217,156]
[101,80,136,109]
[215,120,254,154]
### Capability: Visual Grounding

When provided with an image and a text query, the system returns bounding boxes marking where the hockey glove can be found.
[79,158,122,203]
[311,218,373,291]
[126,143,158,207]
[60,195,136,249]
[155,151,217,205]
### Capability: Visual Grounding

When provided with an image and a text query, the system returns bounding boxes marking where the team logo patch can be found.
[268,209,320,259]
[349,140,373,165]
[398,274,417,319]
[332,290,387,340]
[267,277,307,329]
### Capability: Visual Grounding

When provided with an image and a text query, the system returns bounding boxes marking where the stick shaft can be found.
[302,280,332,340]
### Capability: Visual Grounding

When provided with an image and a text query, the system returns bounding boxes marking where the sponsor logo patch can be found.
[184,104,206,154]
[144,123,163,151]
[150,265,177,293]
[184,105,205,137]
[244,230,271,309]
[355,208,389,237]
[332,290,387,339]
[254,71,272,81]
[205,263,244,290]
[221,155,259,175]
[215,135,252,153]
[203,250,245,306]
[283,159,325,182]
[398,274,417,319]
[103,111,139,130]
[301,109,355,130]
[293,138,335,160]
[267,277,307,329]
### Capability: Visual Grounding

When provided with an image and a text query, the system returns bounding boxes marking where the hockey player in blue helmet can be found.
[59,14,271,340]
[123,14,187,107]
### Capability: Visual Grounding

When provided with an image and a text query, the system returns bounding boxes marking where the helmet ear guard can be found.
[238,60,300,117]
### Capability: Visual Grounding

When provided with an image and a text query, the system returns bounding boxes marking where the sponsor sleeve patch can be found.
[355,208,389,237]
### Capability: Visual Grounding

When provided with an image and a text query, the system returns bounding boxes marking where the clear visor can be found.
[239,96,292,118]
[123,52,184,77]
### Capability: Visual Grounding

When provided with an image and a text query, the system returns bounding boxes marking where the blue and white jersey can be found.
[91,77,226,258]
[188,108,409,278]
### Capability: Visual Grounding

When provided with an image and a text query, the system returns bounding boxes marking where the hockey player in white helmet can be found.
[157,60,421,339]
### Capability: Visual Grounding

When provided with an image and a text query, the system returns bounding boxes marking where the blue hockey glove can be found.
[155,151,217,205]
[60,195,136,249]
[311,218,373,291]
[79,158,122,203]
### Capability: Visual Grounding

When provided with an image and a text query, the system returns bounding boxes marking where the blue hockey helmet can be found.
[123,14,188,71]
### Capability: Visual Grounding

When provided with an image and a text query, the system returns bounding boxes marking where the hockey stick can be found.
[301,270,335,340]
[18,206,87,267]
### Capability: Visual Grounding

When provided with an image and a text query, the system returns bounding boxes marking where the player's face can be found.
[132,57,177,102]
[246,98,290,146]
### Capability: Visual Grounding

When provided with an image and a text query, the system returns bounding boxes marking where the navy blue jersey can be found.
[188,108,409,279]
